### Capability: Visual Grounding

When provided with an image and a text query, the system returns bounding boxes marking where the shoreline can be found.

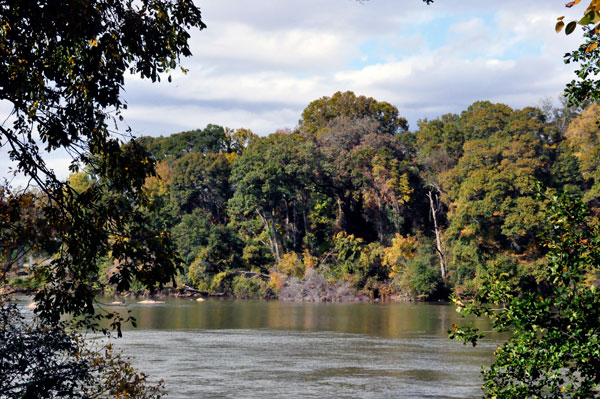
[2,285,441,304]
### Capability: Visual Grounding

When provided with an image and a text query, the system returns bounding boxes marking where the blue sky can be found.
[0,0,588,185]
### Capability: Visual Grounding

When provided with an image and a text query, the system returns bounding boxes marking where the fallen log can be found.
[231,270,270,280]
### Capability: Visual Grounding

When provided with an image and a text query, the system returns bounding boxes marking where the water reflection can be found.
[106,298,493,340]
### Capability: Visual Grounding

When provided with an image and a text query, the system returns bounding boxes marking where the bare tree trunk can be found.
[303,208,309,241]
[335,196,344,230]
[256,209,280,263]
[293,201,298,250]
[269,211,282,263]
[427,190,447,284]
[285,200,291,244]
[377,195,383,242]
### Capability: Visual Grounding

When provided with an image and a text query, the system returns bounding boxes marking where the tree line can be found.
[35,91,591,301]
[2,1,600,397]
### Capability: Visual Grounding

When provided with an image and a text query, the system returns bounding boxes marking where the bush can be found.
[231,275,273,299]
[242,241,273,272]
[277,252,305,278]
[210,271,233,293]
[268,271,287,293]
[329,232,387,289]
[450,190,600,398]
[0,297,165,398]
[391,238,443,299]
[187,256,211,291]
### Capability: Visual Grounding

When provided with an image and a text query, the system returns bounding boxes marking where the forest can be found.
[22,90,589,302]
[4,0,600,397]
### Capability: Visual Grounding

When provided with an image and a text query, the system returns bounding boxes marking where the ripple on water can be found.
[114,327,492,399]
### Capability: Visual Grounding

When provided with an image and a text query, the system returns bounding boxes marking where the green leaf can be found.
[566,21,578,35]
[579,10,595,25]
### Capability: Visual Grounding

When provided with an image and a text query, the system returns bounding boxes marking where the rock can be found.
[196,297,206,302]
[138,299,165,304]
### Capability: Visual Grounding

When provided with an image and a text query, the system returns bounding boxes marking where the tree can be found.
[555,1,600,105]
[170,152,233,223]
[441,105,554,290]
[298,91,408,136]
[138,124,229,161]
[172,209,243,273]
[302,94,419,244]
[0,0,205,328]
[564,103,600,203]
[450,187,600,398]
[228,132,323,261]
[0,298,165,399]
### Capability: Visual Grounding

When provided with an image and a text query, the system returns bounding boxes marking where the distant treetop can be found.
[298,91,409,136]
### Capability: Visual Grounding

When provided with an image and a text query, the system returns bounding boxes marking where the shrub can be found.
[391,238,443,299]
[0,297,165,398]
[450,189,600,397]
[231,275,272,299]
[277,252,305,278]
[187,256,211,291]
[268,271,288,293]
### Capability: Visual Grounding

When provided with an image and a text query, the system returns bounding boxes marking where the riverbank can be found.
[2,269,435,303]
[111,269,418,303]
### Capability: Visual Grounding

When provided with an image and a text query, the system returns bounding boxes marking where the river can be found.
[94,298,500,398]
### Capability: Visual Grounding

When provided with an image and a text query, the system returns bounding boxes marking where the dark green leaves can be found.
[566,20,578,34]
[450,187,600,398]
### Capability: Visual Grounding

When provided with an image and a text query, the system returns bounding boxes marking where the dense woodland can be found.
[6,90,599,300]
[41,91,595,301]
[4,0,600,397]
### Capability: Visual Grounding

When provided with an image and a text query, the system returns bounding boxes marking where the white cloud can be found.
[123,104,301,136]
[1,0,593,182]
[190,22,354,71]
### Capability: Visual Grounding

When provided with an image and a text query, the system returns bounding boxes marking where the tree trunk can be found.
[293,201,298,250]
[427,190,447,284]
[269,211,282,263]
[256,209,280,263]
[335,196,344,231]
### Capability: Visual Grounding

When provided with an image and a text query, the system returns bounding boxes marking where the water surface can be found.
[99,298,499,398]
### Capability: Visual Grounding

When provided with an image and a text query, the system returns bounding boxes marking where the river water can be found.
[95,298,500,398]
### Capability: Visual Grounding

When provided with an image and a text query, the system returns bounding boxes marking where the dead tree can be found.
[427,189,447,284]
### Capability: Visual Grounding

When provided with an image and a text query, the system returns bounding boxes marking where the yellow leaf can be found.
[586,43,599,53]
[566,0,581,7]
[589,0,600,11]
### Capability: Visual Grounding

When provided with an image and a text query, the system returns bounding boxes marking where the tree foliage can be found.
[137,124,229,161]
[0,298,165,398]
[0,0,205,329]
[298,91,408,136]
[450,188,600,398]
[48,94,594,303]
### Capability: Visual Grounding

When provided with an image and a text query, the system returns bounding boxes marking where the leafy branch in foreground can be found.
[0,0,205,331]
[0,298,165,399]
[449,186,600,398]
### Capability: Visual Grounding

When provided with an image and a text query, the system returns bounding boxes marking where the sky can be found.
[0,0,588,186]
